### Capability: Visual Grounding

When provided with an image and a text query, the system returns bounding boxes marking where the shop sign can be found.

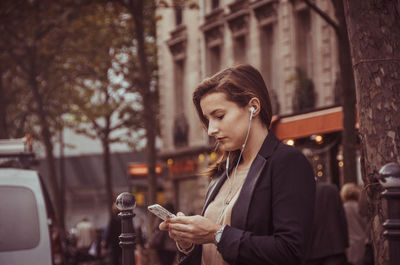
[128,163,163,178]
[168,158,197,175]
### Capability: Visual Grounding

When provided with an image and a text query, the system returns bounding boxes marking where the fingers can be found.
[168,216,192,224]
[177,211,185,216]
[159,221,168,231]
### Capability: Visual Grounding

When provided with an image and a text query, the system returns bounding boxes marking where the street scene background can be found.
[1,0,399,265]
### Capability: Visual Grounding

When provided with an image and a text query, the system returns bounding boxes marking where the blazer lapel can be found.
[231,132,280,229]
[231,155,267,229]
[201,173,227,215]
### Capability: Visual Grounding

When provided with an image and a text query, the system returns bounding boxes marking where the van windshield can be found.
[0,186,40,251]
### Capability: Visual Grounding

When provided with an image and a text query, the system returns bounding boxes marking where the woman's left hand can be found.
[166,214,222,245]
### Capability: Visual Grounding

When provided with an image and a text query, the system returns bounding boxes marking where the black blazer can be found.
[179,132,316,265]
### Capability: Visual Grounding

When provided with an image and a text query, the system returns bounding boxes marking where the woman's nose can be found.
[208,122,218,136]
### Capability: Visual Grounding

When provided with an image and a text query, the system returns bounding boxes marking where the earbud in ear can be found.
[249,107,255,120]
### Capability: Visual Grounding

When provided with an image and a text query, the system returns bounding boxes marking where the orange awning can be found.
[271,106,346,140]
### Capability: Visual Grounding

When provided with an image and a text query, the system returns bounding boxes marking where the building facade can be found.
[156,0,341,214]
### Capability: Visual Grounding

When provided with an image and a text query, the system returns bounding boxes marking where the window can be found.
[173,59,188,147]
[207,45,221,76]
[295,9,312,77]
[0,186,40,251]
[233,35,247,64]
[175,6,182,25]
[260,25,274,88]
[211,0,219,10]
[174,59,185,114]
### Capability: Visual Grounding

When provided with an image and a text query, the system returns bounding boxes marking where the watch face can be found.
[215,227,224,243]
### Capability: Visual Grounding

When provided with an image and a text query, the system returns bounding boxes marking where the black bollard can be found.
[379,162,400,265]
[116,192,136,265]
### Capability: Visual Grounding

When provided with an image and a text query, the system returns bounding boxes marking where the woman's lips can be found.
[217,137,227,142]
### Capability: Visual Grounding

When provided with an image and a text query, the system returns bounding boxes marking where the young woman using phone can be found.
[159,64,316,265]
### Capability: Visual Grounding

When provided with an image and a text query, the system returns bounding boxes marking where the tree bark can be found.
[129,0,158,233]
[301,0,358,185]
[101,124,114,217]
[343,1,400,264]
[332,0,357,185]
[0,67,9,139]
[59,129,66,232]
[29,46,64,233]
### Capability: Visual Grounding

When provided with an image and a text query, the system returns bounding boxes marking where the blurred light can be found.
[339,161,344,167]
[317,171,323,177]
[209,152,217,161]
[167,158,174,166]
[317,164,323,170]
[198,153,205,163]
[313,155,319,161]
[315,135,323,143]
[285,139,295,146]
[336,154,343,161]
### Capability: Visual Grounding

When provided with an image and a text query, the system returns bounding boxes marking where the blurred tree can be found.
[109,0,160,231]
[65,2,145,215]
[0,0,83,232]
[295,0,358,185]
[343,1,400,264]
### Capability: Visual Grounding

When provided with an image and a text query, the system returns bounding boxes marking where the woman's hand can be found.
[159,212,192,249]
[167,213,222,245]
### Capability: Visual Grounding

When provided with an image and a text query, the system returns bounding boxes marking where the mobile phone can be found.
[147,204,176,221]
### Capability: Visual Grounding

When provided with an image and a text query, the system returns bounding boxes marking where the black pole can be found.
[379,162,400,265]
[116,192,136,265]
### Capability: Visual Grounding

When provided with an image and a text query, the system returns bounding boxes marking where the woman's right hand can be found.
[159,212,192,249]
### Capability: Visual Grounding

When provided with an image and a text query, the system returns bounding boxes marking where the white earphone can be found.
[249,106,255,120]
[226,106,256,177]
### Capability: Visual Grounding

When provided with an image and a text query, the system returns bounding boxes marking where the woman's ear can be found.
[248,97,261,116]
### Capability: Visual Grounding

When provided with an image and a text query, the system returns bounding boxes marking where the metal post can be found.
[379,162,400,265]
[116,192,136,265]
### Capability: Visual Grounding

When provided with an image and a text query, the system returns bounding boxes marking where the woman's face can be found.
[200,92,251,152]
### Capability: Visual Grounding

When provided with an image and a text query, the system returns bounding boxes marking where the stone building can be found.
[156,0,343,214]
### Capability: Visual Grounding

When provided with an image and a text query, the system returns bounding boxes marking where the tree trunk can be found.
[0,67,9,139]
[301,0,358,185]
[29,47,64,234]
[59,129,66,232]
[101,127,114,217]
[332,0,357,185]
[343,1,400,264]
[130,0,158,234]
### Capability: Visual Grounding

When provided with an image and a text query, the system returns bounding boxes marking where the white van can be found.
[0,169,63,265]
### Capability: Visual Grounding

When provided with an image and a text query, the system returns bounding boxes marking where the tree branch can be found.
[302,0,340,36]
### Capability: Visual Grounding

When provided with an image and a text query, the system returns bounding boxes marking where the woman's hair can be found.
[193,64,272,178]
[340,182,361,202]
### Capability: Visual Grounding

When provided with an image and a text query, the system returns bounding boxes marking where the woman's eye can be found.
[216,115,224,120]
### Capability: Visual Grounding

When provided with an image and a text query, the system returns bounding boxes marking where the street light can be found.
[116,192,136,265]
[378,162,400,265]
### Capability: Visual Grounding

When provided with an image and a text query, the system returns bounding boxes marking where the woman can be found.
[340,183,367,265]
[160,64,316,265]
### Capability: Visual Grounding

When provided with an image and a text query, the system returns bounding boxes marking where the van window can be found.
[0,186,40,251]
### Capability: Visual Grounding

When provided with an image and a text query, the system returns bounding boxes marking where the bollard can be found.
[116,192,136,265]
[378,162,400,265]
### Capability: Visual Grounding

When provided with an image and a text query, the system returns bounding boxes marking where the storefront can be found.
[271,105,361,186]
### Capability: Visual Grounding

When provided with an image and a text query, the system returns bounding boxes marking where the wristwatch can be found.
[214,225,225,244]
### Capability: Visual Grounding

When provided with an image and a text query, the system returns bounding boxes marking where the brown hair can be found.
[193,64,272,178]
[340,182,361,202]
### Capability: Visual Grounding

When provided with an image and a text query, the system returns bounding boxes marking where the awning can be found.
[271,106,347,140]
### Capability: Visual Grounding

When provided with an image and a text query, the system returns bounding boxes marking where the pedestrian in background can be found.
[160,64,316,265]
[306,182,349,265]
[341,183,367,265]
[75,217,95,264]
